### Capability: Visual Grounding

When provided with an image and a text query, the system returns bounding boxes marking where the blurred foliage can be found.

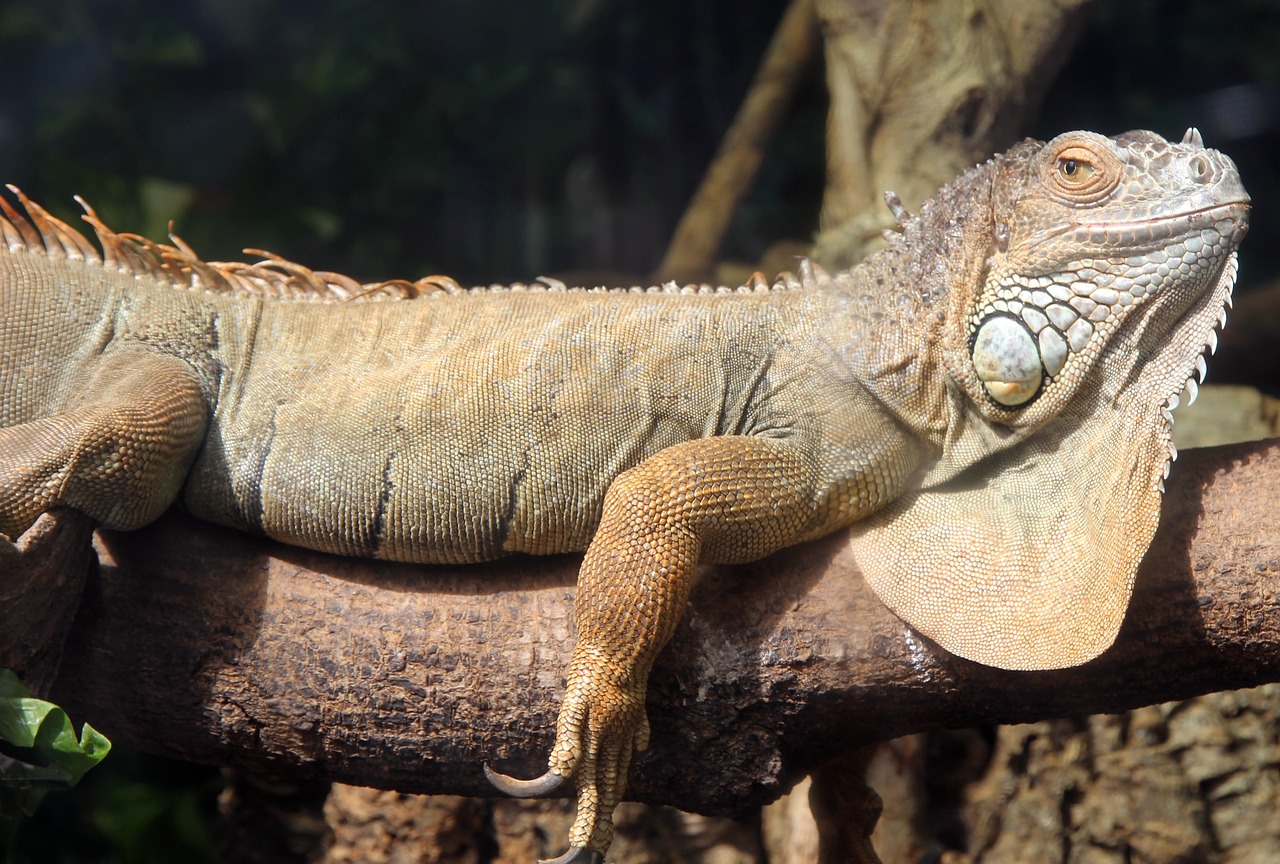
[0,1,1277,862]
[0,0,1273,285]
[0,669,110,857]
[0,0,811,283]
[10,746,220,864]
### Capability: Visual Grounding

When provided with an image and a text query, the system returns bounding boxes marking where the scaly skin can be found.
[0,130,1250,861]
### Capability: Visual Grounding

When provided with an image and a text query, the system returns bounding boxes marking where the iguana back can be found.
[187,284,913,564]
[1,201,916,565]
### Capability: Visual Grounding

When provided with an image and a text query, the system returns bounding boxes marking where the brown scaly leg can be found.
[488,436,827,862]
[0,350,208,539]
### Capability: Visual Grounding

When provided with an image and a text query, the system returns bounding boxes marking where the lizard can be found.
[0,129,1249,863]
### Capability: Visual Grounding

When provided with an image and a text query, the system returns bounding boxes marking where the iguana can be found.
[0,129,1249,863]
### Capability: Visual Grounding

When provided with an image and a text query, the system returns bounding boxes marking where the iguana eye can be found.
[1058,158,1091,180]
[1048,140,1121,203]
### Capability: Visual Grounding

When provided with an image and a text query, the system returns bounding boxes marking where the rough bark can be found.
[812,0,1095,267]
[809,747,883,864]
[26,438,1280,820]
[0,508,95,694]
[320,787,489,864]
[944,687,1280,864]
[320,786,764,864]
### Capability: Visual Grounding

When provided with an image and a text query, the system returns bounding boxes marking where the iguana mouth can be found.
[1075,199,1251,239]
[1028,200,1249,259]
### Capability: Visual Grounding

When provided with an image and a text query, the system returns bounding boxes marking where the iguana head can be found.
[850,129,1249,671]
[957,128,1248,423]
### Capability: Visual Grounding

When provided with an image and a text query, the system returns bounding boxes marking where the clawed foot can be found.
[484,648,651,864]
[537,846,604,864]
[483,765,606,863]
[482,763,568,798]
[483,751,626,864]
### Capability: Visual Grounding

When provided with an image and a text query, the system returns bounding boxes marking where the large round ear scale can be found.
[971,314,1043,407]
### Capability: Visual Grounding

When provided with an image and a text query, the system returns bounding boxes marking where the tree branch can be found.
[653,0,819,283]
[43,439,1280,818]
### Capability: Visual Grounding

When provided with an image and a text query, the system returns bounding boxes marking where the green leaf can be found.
[0,669,111,825]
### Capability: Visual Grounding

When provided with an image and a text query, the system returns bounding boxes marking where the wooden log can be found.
[45,439,1280,818]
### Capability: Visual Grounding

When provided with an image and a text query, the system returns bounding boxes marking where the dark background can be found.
[3,1,1277,861]
[2,1,1277,287]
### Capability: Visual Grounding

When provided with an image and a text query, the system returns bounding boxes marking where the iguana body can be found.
[0,130,1249,863]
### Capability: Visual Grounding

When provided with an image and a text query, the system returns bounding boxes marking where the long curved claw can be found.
[538,846,603,864]
[483,763,568,799]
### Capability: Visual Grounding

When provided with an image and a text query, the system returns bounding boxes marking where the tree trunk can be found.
[812,0,1095,267]
[654,0,820,284]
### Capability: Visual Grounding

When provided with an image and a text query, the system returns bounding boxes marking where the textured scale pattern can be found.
[0,129,1250,862]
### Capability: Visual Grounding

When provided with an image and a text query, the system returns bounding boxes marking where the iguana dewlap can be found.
[0,129,1249,863]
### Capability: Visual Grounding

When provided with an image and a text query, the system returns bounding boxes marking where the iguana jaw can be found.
[1073,199,1249,241]
[848,246,1246,671]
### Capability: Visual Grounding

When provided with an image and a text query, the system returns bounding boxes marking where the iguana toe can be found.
[483,763,568,798]
[538,846,603,864]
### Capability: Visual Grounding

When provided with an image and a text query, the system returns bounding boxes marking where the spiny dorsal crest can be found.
[0,187,807,302]
[0,186,459,301]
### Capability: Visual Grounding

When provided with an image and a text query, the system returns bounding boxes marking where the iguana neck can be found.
[819,155,1008,477]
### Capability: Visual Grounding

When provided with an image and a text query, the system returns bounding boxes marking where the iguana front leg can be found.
[489,435,837,863]
[0,351,207,539]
